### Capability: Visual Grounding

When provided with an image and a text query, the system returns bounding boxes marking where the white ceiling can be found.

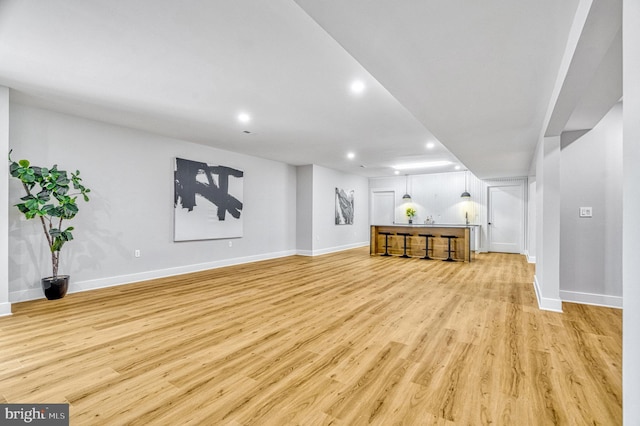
[0,0,622,179]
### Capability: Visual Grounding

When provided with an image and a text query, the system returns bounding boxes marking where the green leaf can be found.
[18,159,30,167]
[41,204,56,215]
[9,162,20,176]
[25,198,40,211]
[36,190,51,202]
[15,203,29,214]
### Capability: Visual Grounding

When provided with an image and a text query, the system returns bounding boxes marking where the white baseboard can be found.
[297,242,369,257]
[560,290,623,309]
[524,250,536,263]
[533,276,563,312]
[10,250,297,303]
[0,302,12,317]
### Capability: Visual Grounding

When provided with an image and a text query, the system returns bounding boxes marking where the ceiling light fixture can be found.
[393,160,451,170]
[237,113,251,123]
[350,80,365,94]
[461,170,471,198]
[347,152,355,159]
[402,174,412,201]
[426,142,435,149]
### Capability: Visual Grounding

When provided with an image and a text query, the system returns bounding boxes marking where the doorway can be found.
[371,191,395,225]
[488,184,524,253]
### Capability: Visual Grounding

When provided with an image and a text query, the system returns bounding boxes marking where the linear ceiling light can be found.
[393,160,451,170]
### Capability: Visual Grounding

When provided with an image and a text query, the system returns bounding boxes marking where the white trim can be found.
[533,276,563,312]
[10,250,297,303]
[0,302,12,317]
[1,87,10,315]
[370,188,396,226]
[485,179,527,254]
[299,241,369,257]
[524,250,536,263]
[560,290,623,309]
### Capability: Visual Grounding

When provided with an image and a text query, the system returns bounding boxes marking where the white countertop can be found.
[372,223,480,228]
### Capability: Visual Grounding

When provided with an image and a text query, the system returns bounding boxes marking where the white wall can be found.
[8,104,297,301]
[526,177,536,263]
[534,135,563,312]
[0,87,10,315]
[296,165,313,252]
[310,164,369,255]
[560,103,622,308]
[623,0,640,420]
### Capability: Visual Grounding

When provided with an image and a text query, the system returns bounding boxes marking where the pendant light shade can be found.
[402,175,412,201]
[460,170,471,198]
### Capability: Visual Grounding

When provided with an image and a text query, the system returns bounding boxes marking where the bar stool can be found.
[396,232,412,258]
[379,232,393,257]
[418,234,434,260]
[441,235,458,262]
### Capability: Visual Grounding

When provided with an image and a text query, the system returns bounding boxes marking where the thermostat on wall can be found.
[579,207,593,218]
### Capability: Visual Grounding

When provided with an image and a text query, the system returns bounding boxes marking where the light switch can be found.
[579,207,593,218]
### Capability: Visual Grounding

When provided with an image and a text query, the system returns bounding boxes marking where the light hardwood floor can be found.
[0,249,621,425]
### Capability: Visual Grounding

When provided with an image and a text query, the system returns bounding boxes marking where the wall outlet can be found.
[579,207,593,218]
[228,241,233,247]
[134,249,141,258]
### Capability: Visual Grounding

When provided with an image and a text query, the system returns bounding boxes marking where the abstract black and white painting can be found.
[174,157,244,241]
[335,187,354,225]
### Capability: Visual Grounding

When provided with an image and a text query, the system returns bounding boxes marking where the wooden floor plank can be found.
[0,249,621,425]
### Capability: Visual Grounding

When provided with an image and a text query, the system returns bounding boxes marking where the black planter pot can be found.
[41,275,70,300]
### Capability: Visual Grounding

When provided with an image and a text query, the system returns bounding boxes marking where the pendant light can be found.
[402,174,412,201]
[460,170,471,198]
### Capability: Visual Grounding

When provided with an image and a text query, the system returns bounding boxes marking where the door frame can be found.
[486,179,527,254]
[370,189,396,226]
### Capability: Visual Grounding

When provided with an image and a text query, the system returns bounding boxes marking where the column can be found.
[534,136,562,312]
[623,0,640,420]
[0,86,11,315]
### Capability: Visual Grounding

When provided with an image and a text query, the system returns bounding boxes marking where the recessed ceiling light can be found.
[394,170,400,175]
[426,142,435,149]
[347,152,355,160]
[393,161,452,170]
[237,113,251,123]
[350,80,365,94]
[455,165,461,170]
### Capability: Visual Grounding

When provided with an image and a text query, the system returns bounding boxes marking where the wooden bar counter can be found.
[370,224,474,262]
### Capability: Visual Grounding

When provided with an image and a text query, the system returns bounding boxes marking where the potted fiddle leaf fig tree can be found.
[8,150,91,300]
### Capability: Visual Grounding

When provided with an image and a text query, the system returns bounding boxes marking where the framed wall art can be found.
[174,157,244,241]
[335,187,354,225]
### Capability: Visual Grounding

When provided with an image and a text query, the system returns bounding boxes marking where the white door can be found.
[488,185,523,253]
[372,191,395,225]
